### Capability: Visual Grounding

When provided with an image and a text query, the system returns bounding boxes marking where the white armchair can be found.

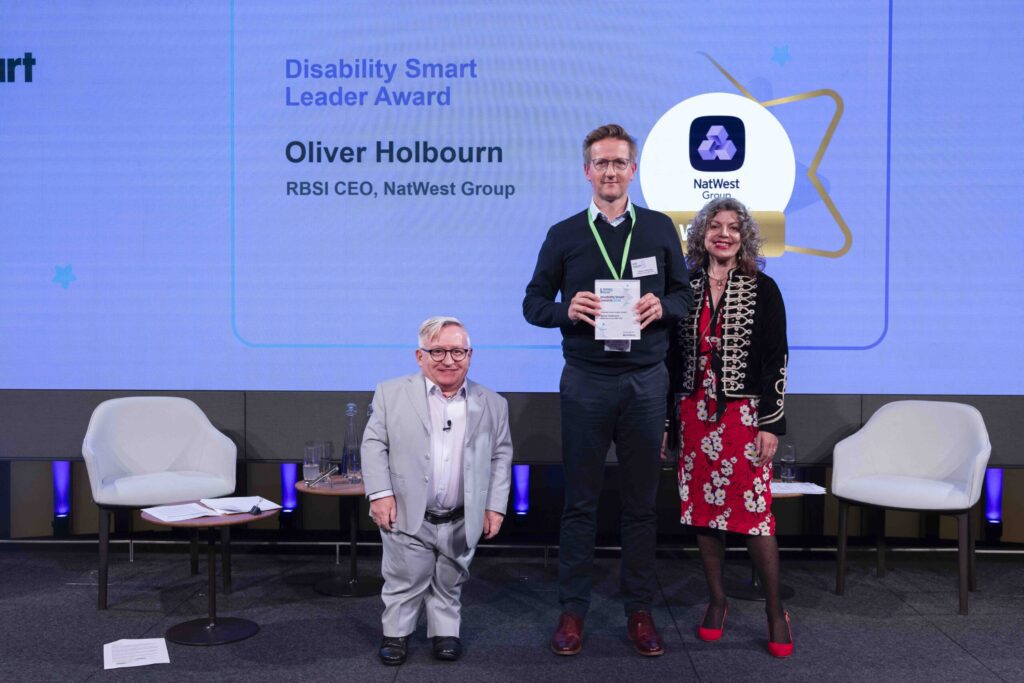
[82,397,236,609]
[832,400,991,614]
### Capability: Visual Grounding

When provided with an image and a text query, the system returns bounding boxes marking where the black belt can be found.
[424,507,464,525]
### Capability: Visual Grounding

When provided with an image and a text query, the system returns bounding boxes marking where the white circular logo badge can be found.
[640,92,795,214]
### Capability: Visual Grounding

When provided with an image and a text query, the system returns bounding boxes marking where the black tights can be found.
[695,528,789,643]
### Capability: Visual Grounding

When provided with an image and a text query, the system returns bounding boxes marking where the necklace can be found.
[707,269,728,287]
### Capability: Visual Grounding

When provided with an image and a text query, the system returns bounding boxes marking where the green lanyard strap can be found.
[587,204,636,280]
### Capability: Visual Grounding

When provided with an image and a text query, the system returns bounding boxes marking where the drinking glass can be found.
[778,444,797,483]
[303,441,320,484]
[319,441,334,475]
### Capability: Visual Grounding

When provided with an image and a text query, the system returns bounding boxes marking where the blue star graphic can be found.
[53,265,77,289]
[772,45,791,67]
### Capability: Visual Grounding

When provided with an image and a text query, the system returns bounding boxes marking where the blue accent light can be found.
[513,464,530,515]
[280,463,298,511]
[985,468,1003,524]
[52,460,71,518]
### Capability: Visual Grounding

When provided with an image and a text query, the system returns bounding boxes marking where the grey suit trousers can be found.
[380,517,474,638]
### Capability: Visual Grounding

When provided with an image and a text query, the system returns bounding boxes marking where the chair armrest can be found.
[196,427,237,492]
[964,442,993,508]
[81,433,125,504]
[831,429,873,495]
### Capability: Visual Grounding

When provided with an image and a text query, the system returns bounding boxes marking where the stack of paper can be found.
[141,503,222,522]
[143,497,283,522]
[770,481,828,495]
[200,496,283,514]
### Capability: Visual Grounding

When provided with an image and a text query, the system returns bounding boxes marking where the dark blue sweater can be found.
[523,206,693,373]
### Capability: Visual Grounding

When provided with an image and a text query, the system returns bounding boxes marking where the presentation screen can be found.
[2,1,1021,394]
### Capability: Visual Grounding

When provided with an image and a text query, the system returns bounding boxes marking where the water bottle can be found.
[341,402,362,483]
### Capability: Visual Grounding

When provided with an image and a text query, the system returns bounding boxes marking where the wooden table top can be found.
[141,506,280,529]
[294,477,366,497]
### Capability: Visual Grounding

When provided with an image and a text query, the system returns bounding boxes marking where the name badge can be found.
[630,256,658,277]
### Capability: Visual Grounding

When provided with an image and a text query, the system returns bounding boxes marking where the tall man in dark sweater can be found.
[524,124,692,657]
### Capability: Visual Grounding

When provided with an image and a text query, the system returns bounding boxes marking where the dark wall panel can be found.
[505,392,562,464]
[2,390,1020,466]
[782,394,862,464]
[245,391,373,462]
[0,390,245,460]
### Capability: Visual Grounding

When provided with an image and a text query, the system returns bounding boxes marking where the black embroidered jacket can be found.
[672,269,788,435]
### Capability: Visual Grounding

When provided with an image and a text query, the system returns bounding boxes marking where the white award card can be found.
[594,279,641,341]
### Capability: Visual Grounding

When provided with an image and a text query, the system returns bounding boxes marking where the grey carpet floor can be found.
[0,545,1021,682]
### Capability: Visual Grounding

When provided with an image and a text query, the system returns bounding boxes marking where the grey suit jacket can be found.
[361,373,513,547]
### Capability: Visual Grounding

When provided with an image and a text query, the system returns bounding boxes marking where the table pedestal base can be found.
[725,574,796,602]
[315,575,384,598]
[166,617,259,646]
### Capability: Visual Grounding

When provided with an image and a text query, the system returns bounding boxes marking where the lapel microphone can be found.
[443,419,452,432]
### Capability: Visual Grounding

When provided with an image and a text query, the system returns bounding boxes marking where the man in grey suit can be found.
[362,316,514,665]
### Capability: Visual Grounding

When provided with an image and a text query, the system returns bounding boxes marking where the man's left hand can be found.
[483,510,504,539]
[635,293,663,330]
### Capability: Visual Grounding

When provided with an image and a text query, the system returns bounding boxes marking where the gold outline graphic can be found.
[701,53,852,258]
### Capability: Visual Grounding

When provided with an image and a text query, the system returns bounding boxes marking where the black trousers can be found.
[558,361,667,617]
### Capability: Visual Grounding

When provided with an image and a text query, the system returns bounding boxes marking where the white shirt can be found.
[589,196,633,227]
[367,375,467,509]
[425,377,467,512]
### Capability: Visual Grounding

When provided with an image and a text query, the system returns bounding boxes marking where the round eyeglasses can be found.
[590,158,632,172]
[421,347,470,362]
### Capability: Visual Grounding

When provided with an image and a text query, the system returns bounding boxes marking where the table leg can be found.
[221,525,232,594]
[724,555,796,602]
[165,527,260,646]
[313,497,383,598]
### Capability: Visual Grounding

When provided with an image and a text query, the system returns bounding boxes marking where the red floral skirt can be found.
[678,354,775,536]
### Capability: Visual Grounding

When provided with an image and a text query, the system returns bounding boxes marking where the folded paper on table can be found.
[770,482,827,495]
[141,502,223,522]
[200,496,282,514]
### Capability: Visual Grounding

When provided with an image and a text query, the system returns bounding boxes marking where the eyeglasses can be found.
[421,347,470,362]
[590,158,632,172]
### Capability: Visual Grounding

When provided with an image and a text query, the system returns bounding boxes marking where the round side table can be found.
[295,477,384,597]
[141,507,279,645]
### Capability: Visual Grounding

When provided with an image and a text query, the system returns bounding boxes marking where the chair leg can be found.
[836,499,849,595]
[968,507,977,592]
[220,525,232,594]
[190,529,199,575]
[98,506,110,610]
[876,507,887,578]
[957,512,969,615]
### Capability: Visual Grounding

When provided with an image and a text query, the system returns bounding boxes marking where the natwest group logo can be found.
[689,115,744,172]
[1,51,36,83]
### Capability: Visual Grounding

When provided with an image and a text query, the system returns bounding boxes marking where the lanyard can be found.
[588,204,636,280]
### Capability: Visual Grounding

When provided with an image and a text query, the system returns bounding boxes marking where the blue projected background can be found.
[1,1,1022,394]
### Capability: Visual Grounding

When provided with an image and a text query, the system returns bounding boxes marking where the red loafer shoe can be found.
[766,612,794,658]
[627,610,665,656]
[551,612,584,656]
[697,605,728,642]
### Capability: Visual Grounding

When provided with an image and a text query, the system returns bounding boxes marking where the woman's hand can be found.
[753,431,778,467]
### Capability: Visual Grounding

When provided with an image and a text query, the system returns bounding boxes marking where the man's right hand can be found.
[370,495,397,532]
[569,291,601,326]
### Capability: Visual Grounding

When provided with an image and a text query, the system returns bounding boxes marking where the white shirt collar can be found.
[589,196,633,225]
[423,374,467,400]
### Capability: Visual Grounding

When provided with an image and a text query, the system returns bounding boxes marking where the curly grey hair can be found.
[685,197,765,277]
[417,316,471,349]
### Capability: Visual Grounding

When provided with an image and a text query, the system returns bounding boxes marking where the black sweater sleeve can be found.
[522,224,572,329]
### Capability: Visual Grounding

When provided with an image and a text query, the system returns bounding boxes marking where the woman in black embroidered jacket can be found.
[672,197,792,657]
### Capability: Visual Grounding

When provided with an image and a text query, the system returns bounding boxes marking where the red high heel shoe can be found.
[766,612,794,658]
[697,605,727,641]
